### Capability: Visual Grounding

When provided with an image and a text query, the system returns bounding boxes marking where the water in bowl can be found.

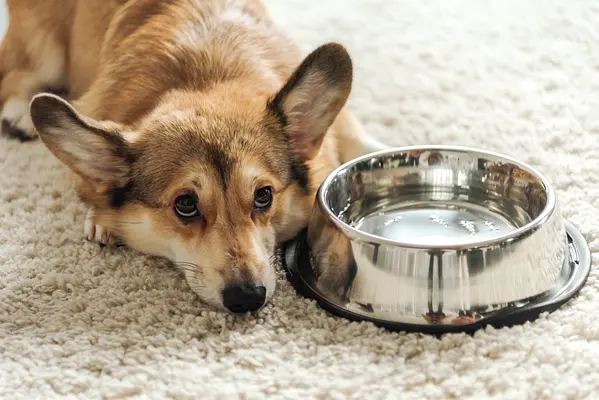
[352,200,518,247]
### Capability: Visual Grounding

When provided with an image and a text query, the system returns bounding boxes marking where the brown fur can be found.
[1,0,388,310]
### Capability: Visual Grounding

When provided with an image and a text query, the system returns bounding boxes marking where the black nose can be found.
[222,284,266,313]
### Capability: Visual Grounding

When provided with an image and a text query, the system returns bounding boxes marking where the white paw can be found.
[84,209,118,246]
[1,98,38,141]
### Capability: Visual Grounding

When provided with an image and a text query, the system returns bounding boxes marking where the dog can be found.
[0,0,388,313]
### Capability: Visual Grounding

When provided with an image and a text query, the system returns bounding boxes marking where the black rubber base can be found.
[282,221,591,335]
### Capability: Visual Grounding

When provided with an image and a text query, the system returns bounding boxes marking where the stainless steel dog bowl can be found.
[283,145,591,333]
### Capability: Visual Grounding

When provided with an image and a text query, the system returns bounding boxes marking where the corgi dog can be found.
[0,0,388,312]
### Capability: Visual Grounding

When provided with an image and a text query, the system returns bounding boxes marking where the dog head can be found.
[29,43,352,312]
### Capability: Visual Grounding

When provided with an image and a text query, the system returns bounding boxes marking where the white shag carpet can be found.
[2,1,599,398]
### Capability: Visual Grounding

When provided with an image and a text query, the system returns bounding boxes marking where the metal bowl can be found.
[284,145,591,333]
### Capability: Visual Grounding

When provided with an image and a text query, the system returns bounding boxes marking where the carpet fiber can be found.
[2,1,599,398]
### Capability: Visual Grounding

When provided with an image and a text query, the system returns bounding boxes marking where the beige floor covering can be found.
[2,0,599,398]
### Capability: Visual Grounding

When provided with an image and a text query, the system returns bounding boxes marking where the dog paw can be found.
[0,98,38,141]
[84,209,121,247]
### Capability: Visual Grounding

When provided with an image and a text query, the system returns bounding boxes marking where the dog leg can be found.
[307,203,356,299]
[0,15,67,140]
[311,111,391,295]
[84,208,118,247]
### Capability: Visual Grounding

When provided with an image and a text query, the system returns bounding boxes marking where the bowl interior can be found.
[322,147,552,247]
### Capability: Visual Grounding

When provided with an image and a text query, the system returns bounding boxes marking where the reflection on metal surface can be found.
[304,146,567,327]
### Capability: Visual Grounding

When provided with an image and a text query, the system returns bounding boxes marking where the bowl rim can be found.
[317,144,558,250]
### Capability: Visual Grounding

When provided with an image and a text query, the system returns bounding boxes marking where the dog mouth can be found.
[174,259,279,313]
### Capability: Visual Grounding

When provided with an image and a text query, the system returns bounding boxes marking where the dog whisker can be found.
[174,261,220,276]
[113,220,143,225]
[175,261,222,274]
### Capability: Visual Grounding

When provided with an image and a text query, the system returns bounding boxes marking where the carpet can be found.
[2,0,599,398]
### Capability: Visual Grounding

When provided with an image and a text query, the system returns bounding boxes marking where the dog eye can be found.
[174,194,200,218]
[254,186,273,209]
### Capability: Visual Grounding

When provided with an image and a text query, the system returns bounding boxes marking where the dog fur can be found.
[0,0,388,311]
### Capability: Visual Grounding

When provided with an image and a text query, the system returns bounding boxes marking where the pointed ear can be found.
[29,93,133,193]
[268,42,353,160]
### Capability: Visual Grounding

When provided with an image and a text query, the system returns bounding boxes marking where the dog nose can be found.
[222,283,266,313]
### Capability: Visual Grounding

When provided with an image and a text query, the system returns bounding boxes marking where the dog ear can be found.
[29,93,133,193]
[268,42,353,160]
